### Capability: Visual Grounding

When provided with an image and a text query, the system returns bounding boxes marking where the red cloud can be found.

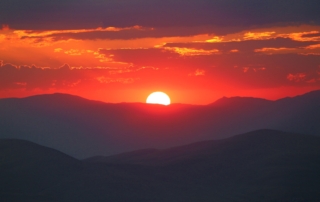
[287,73,306,82]
[1,24,9,31]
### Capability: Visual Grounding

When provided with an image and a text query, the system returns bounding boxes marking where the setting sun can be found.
[146,92,171,105]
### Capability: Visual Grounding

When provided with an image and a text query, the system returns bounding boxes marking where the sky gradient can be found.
[1,0,320,104]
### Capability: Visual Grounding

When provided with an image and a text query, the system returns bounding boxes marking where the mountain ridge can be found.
[1,129,320,201]
[85,129,320,166]
[0,90,320,158]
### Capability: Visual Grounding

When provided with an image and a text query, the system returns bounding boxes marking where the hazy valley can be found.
[1,91,320,201]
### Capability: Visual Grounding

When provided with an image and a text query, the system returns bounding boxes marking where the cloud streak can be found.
[0,1,320,103]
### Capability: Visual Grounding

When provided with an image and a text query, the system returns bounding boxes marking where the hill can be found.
[0,139,81,201]
[0,90,320,158]
[1,130,320,201]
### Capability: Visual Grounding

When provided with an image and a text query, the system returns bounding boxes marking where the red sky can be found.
[1,1,320,104]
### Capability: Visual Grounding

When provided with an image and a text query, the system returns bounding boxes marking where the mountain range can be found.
[1,90,320,158]
[1,129,320,202]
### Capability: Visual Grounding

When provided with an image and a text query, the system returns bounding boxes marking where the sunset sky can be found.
[1,0,320,104]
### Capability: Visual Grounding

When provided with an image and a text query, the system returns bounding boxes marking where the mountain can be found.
[0,90,320,158]
[1,130,320,202]
[0,139,81,201]
[86,129,320,166]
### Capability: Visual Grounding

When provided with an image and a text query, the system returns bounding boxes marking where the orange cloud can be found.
[96,76,138,84]
[244,32,276,40]
[230,49,239,53]
[63,49,87,56]
[189,69,205,76]
[255,47,298,54]
[14,25,148,38]
[305,44,320,49]
[205,36,223,43]
[165,47,219,56]
[279,31,320,42]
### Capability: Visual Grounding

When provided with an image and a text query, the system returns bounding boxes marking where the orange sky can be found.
[1,1,320,104]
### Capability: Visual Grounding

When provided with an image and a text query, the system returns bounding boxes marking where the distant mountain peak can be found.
[211,96,271,107]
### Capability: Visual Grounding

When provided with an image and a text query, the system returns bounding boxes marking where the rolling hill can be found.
[0,90,320,158]
[1,129,320,201]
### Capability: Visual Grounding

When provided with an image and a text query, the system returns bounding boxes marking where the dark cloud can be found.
[48,27,218,41]
[1,0,319,32]
[99,45,320,89]
[99,48,180,67]
[0,64,84,90]
[301,32,320,38]
[164,38,319,53]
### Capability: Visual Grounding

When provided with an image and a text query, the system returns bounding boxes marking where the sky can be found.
[1,0,320,104]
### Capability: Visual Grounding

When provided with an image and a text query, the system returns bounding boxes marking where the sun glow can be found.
[146,92,171,105]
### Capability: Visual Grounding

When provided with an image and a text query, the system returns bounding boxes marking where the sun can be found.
[146,92,171,105]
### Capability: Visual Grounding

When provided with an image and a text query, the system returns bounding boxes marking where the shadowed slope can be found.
[0,90,320,158]
[1,130,320,201]
[0,139,81,201]
[84,129,320,202]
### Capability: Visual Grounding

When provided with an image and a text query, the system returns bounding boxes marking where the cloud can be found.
[244,32,276,40]
[287,73,307,82]
[96,76,138,84]
[254,47,299,55]
[279,31,320,42]
[189,69,205,76]
[1,24,9,31]
[164,37,318,54]
[0,63,111,90]
[165,47,219,56]
[1,0,319,32]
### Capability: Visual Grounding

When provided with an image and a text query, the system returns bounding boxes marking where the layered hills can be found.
[0,90,320,158]
[1,129,320,201]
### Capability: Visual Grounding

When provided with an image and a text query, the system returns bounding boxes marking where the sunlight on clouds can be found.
[300,44,320,55]
[64,49,87,56]
[0,34,5,43]
[221,25,320,43]
[96,76,138,84]
[255,44,320,55]
[54,48,63,52]
[244,32,276,40]
[255,47,298,54]
[279,31,320,42]
[165,47,219,56]
[230,49,239,53]
[189,69,205,76]
[305,44,320,49]
[13,25,148,38]
[205,36,223,43]
[1,25,152,48]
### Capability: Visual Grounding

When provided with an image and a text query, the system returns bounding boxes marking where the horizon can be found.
[1,2,320,199]
[1,1,320,104]
[1,89,319,105]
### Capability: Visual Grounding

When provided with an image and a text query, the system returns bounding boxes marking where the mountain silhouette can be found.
[1,130,320,201]
[0,139,81,201]
[0,90,320,158]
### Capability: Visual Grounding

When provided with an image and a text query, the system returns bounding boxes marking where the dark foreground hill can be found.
[0,90,320,158]
[1,129,320,202]
[0,139,81,201]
